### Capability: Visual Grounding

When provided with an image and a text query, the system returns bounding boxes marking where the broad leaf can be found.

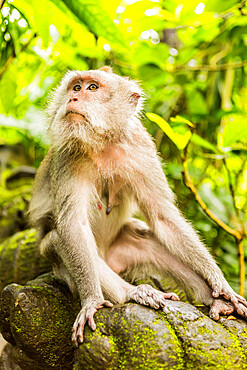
[146,113,191,150]
[170,115,195,128]
[191,134,217,153]
[219,114,247,148]
[56,0,126,47]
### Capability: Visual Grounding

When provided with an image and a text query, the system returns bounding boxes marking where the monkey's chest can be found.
[89,183,132,253]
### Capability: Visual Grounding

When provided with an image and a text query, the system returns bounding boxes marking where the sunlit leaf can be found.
[170,115,195,128]
[187,89,208,116]
[0,68,17,115]
[13,0,53,47]
[56,0,126,47]
[191,134,217,152]
[220,114,247,147]
[0,126,29,145]
[146,112,192,150]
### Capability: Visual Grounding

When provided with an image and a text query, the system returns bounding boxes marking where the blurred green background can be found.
[0,0,247,294]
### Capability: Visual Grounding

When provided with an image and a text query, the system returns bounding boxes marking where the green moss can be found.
[107,310,184,369]
[10,284,75,369]
[158,313,185,369]
[183,321,246,369]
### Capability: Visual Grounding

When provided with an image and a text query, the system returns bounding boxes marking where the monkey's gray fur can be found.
[29,66,247,346]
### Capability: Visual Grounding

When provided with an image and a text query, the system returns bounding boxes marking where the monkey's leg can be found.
[41,229,177,324]
[40,229,78,295]
[98,256,179,309]
[106,219,247,320]
[130,171,247,315]
[40,229,174,340]
[40,230,113,345]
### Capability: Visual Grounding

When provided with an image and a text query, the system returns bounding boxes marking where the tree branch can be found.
[181,140,245,295]
[0,0,6,10]
[170,60,247,73]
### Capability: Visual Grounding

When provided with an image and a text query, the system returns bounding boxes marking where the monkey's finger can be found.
[228,294,239,306]
[76,322,85,344]
[235,294,247,307]
[232,301,247,317]
[163,292,180,301]
[222,292,232,301]
[160,299,166,308]
[209,300,234,321]
[235,306,244,316]
[212,289,220,298]
[88,315,97,331]
[209,308,220,321]
[103,300,114,308]
[238,304,247,317]
[71,322,84,347]
[149,296,160,309]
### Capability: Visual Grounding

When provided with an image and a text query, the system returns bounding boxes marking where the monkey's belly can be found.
[89,200,132,256]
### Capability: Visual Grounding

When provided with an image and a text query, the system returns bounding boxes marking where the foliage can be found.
[0,0,247,293]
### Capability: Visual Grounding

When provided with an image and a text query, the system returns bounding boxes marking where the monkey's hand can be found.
[126,284,180,309]
[211,282,247,317]
[209,298,247,321]
[72,300,113,346]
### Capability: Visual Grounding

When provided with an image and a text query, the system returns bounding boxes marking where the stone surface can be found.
[0,229,50,292]
[0,274,247,369]
[0,186,32,242]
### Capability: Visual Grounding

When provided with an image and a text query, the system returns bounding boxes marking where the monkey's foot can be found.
[212,283,247,315]
[72,300,113,346]
[126,284,180,310]
[209,298,247,321]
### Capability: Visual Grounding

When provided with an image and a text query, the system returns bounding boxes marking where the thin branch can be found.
[181,143,243,241]
[239,0,247,15]
[222,159,246,296]
[238,240,245,297]
[181,139,246,296]
[170,60,247,73]
[0,0,6,10]
[223,158,245,233]
[182,159,242,240]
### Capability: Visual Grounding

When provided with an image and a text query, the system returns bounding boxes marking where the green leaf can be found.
[220,114,247,148]
[146,113,191,150]
[0,68,17,115]
[190,134,217,153]
[0,126,29,145]
[170,115,195,128]
[186,89,208,116]
[13,0,53,47]
[56,0,126,47]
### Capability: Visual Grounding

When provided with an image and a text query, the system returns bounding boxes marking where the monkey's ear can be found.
[131,92,141,106]
[99,66,113,73]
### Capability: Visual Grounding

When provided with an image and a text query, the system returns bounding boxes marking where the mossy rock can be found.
[0,273,77,369]
[0,274,247,369]
[0,185,32,242]
[0,229,50,292]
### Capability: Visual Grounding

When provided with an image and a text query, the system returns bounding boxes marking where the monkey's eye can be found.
[87,83,98,91]
[73,84,81,91]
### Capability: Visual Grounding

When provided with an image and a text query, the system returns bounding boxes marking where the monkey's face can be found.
[47,68,144,150]
[64,74,113,127]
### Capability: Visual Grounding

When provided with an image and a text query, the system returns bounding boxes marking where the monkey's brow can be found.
[67,75,102,90]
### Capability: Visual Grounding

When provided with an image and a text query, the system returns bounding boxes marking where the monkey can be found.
[29,66,247,346]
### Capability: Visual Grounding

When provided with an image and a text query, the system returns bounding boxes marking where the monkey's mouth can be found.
[65,110,86,119]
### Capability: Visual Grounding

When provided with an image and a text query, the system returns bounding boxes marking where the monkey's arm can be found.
[130,157,247,315]
[49,181,114,345]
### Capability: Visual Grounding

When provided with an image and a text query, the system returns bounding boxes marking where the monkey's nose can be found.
[69,98,78,102]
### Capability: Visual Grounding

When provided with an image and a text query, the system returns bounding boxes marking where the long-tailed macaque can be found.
[29,66,247,346]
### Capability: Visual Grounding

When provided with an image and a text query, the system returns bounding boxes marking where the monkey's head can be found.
[47,67,144,152]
